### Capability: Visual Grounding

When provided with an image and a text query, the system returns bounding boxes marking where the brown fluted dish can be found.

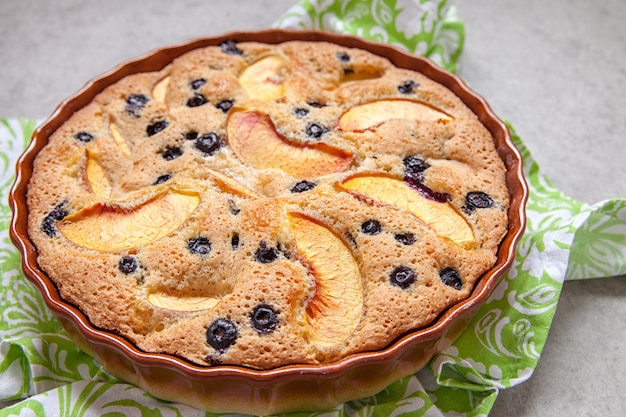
[9,29,527,414]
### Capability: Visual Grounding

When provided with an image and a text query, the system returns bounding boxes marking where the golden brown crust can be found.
[27,40,509,369]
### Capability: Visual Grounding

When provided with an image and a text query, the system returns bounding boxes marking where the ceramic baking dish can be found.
[9,29,527,414]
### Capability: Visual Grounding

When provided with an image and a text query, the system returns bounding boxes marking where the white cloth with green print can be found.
[1,1,625,416]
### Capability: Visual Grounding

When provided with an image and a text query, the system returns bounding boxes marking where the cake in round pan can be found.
[26,40,509,369]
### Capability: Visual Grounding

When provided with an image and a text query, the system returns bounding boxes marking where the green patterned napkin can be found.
[1,1,625,416]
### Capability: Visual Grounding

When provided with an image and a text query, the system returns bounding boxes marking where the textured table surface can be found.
[1,1,624,416]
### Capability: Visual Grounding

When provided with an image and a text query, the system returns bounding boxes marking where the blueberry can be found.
[41,202,68,237]
[187,237,212,255]
[414,183,451,203]
[206,318,238,351]
[403,156,450,203]
[227,199,240,215]
[187,93,208,108]
[74,131,94,143]
[394,232,416,245]
[146,119,168,136]
[398,80,419,94]
[293,107,309,117]
[390,265,416,289]
[221,40,243,55]
[254,241,279,264]
[41,217,56,237]
[336,51,351,62]
[307,102,325,108]
[465,192,494,210]
[184,131,199,140]
[250,304,279,334]
[153,174,171,185]
[125,93,149,116]
[231,233,240,250]
[127,93,149,107]
[403,155,430,180]
[440,267,463,290]
[216,99,233,113]
[290,180,317,193]
[118,256,138,274]
[195,132,223,155]
[361,219,382,235]
[305,123,326,139]
[161,146,182,161]
[190,78,206,90]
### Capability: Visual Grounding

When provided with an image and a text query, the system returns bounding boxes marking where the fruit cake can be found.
[26,39,509,369]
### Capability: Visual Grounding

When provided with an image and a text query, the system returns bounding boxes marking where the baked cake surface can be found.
[27,40,509,369]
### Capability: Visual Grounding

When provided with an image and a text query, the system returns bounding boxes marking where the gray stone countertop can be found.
[0,1,624,416]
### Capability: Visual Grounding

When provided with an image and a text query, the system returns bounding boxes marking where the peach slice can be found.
[227,110,353,178]
[339,174,476,249]
[205,168,260,198]
[342,70,384,84]
[109,123,131,156]
[152,76,170,102]
[85,152,112,198]
[238,55,285,100]
[59,189,200,251]
[148,293,220,312]
[339,99,452,132]
[288,213,363,346]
